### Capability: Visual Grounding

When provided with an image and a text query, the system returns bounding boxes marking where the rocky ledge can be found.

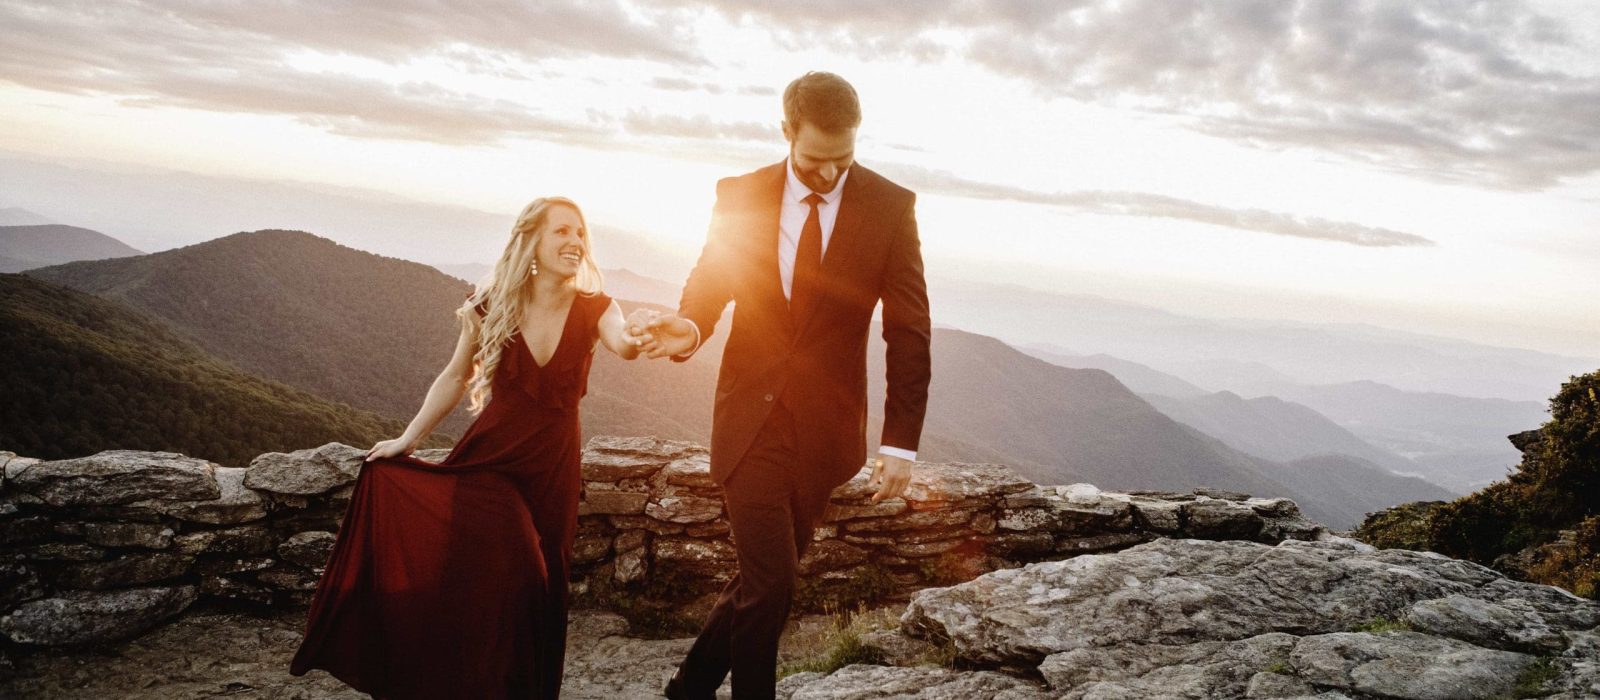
[775,537,1600,699]
[0,438,1331,649]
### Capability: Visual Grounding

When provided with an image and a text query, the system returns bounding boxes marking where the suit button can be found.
[764,393,775,402]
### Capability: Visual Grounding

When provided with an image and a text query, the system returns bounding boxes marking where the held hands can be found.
[868,454,914,503]
[624,309,698,360]
[365,437,415,462]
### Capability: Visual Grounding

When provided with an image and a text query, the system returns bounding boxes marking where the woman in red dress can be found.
[289,196,642,699]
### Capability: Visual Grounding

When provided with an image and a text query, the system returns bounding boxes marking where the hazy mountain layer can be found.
[1140,391,1427,480]
[0,224,142,273]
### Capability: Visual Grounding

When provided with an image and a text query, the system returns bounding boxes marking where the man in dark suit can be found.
[631,71,931,699]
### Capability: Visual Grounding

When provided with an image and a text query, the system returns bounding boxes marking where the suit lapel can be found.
[750,162,792,338]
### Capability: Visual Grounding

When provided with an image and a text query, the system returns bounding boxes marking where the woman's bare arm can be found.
[596,299,643,360]
[366,310,480,461]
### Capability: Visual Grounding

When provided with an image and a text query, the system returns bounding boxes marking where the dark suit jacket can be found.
[677,161,932,487]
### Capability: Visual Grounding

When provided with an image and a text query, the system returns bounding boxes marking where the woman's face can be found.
[533,205,586,279]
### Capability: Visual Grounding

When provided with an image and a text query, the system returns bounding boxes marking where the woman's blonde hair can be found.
[458,196,604,413]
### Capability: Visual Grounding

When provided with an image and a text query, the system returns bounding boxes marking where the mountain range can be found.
[931,278,1594,402]
[0,273,433,467]
[1023,344,1544,493]
[23,229,1465,527]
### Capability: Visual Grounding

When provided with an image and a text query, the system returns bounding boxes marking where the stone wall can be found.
[0,436,1329,649]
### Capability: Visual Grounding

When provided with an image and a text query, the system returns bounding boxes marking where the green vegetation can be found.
[1511,655,1561,699]
[1351,616,1413,634]
[1355,370,1600,599]
[778,605,895,679]
[1262,660,1292,675]
[0,274,447,467]
[25,230,478,435]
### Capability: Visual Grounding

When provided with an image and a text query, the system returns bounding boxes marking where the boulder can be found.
[7,451,218,507]
[582,436,701,482]
[0,585,198,645]
[277,531,337,568]
[901,463,1036,506]
[245,443,364,496]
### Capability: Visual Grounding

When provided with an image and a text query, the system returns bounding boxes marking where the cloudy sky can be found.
[2,0,1598,356]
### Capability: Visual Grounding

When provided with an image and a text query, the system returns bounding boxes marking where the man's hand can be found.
[636,312,697,360]
[868,454,914,503]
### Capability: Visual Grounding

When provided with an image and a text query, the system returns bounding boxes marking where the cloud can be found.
[620,110,778,142]
[650,77,776,96]
[0,0,701,146]
[689,0,1600,190]
[880,164,1435,248]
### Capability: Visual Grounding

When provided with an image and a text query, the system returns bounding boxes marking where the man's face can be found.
[784,120,856,195]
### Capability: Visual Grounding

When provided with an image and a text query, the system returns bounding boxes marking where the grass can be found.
[777,605,898,679]
[1351,616,1414,633]
[1510,655,1561,699]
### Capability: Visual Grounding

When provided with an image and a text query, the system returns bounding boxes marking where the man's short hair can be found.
[783,72,861,133]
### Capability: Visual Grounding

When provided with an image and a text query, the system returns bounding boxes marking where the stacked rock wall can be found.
[0,437,1328,648]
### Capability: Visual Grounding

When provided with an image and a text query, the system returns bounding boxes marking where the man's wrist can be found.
[674,319,703,359]
[879,446,916,462]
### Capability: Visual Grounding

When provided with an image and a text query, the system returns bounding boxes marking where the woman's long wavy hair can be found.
[459,197,604,414]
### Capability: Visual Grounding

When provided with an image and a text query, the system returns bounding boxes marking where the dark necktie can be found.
[791,193,824,322]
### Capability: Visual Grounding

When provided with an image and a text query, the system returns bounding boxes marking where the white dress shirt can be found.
[678,158,916,463]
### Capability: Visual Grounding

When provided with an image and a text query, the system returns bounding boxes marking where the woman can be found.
[289,197,642,699]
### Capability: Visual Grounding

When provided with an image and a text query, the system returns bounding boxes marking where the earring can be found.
[529,259,539,277]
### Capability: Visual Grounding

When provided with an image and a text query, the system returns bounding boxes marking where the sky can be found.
[1,0,1598,357]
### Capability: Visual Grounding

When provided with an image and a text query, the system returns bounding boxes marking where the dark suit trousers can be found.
[673,401,834,699]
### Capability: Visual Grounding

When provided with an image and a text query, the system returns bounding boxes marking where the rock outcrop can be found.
[5,440,1598,697]
[772,537,1600,699]
[0,438,1327,650]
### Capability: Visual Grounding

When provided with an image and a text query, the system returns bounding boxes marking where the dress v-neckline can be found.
[516,297,578,370]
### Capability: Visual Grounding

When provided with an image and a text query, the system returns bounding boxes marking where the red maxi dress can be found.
[289,291,611,699]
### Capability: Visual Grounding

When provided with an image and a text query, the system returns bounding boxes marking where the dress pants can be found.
[672,401,836,699]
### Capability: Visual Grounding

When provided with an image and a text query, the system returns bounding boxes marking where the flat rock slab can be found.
[900,537,1596,669]
[778,664,1053,699]
[0,585,198,646]
[8,451,219,506]
[1291,631,1534,700]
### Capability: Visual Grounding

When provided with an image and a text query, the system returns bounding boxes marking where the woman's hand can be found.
[365,437,415,462]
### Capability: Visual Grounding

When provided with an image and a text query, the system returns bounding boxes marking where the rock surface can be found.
[873,537,1600,698]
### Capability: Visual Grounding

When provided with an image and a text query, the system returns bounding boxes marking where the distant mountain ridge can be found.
[932,277,1596,402]
[0,207,53,226]
[27,230,477,436]
[0,273,429,466]
[1139,391,1428,479]
[0,224,142,273]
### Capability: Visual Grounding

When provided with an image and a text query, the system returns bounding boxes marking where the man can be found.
[632,71,931,699]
